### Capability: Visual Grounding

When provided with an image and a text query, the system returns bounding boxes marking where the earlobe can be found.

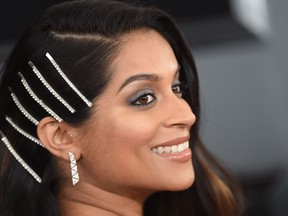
[37,117,81,161]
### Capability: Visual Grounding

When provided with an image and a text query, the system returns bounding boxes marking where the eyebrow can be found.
[118,65,181,93]
[118,73,162,93]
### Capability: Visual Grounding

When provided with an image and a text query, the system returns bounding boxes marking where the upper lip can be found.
[152,135,190,148]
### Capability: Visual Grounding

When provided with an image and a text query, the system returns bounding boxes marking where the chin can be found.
[173,174,195,191]
[160,169,195,192]
[171,163,195,191]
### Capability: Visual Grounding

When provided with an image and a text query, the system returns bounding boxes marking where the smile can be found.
[151,141,189,154]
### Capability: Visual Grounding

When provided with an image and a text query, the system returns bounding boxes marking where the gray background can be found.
[194,0,288,215]
[194,0,287,181]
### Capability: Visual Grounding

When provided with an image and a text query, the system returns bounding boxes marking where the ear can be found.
[37,117,81,161]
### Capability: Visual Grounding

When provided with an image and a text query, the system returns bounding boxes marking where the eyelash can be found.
[172,83,185,97]
[129,90,156,107]
[173,81,188,99]
[129,82,186,108]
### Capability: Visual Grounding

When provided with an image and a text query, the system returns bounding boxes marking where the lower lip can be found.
[153,148,192,163]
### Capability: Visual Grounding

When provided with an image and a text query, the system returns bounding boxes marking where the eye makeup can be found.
[128,89,156,107]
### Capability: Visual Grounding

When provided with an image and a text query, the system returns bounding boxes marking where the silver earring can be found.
[69,152,79,185]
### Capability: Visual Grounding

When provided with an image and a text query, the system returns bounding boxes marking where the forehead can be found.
[111,29,179,81]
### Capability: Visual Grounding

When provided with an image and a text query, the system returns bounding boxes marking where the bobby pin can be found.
[0,130,42,183]
[5,116,44,148]
[28,61,76,113]
[18,72,63,122]
[10,89,39,125]
[46,52,93,108]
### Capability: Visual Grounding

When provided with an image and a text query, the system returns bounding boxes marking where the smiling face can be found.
[77,29,196,199]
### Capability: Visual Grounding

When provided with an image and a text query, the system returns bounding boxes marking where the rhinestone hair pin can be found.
[28,61,76,113]
[5,116,44,148]
[46,52,93,108]
[10,89,39,125]
[18,71,63,122]
[0,130,42,183]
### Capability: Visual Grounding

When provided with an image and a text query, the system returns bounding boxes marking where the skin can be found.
[38,29,196,216]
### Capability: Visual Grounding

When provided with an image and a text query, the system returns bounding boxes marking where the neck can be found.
[58,182,147,216]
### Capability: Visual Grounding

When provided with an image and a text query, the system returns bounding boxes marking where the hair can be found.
[0,0,243,215]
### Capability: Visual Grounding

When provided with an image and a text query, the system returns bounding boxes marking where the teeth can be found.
[158,146,164,154]
[151,141,189,154]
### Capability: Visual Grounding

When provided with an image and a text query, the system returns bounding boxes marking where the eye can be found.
[135,94,155,105]
[172,83,184,98]
[172,85,181,94]
[129,90,156,107]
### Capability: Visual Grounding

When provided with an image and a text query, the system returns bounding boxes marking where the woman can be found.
[0,0,243,215]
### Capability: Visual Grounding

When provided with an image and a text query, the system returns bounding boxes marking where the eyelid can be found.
[172,80,186,96]
[172,79,181,85]
[128,89,156,107]
[172,80,183,90]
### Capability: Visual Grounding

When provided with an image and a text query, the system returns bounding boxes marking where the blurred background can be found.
[0,0,287,215]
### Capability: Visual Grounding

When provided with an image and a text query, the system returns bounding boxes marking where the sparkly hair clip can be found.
[46,52,93,108]
[0,130,42,183]
[5,116,44,148]
[18,71,63,122]
[28,61,76,113]
[10,89,39,125]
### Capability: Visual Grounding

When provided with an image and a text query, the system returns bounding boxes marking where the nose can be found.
[163,95,196,129]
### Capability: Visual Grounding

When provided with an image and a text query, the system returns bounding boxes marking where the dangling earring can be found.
[69,152,79,185]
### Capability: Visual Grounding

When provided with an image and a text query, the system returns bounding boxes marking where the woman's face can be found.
[77,30,196,198]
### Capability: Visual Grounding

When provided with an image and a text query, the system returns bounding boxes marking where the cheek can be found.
[83,107,161,164]
[81,112,160,184]
[109,112,160,148]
